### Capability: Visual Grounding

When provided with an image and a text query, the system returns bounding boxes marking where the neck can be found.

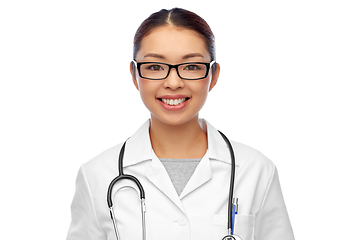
[149,116,208,159]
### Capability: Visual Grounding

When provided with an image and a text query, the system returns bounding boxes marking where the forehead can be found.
[136,26,210,62]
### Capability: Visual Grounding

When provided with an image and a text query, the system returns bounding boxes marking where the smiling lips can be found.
[157,95,190,110]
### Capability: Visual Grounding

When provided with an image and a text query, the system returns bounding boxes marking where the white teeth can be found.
[161,98,187,106]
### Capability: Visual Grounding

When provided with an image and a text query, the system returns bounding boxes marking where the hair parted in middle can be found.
[132,8,216,63]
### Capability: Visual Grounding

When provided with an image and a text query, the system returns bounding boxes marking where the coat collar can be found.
[122,119,239,168]
[202,119,240,167]
[122,120,153,167]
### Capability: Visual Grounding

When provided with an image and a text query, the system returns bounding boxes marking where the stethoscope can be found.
[107,131,241,240]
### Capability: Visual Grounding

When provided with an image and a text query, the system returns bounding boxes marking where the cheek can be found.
[137,80,160,105]
[191,78,211,100]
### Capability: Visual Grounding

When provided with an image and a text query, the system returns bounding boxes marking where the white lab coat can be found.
[67,119,294,240]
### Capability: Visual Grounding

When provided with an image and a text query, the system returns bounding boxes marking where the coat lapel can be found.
[145,151,184,210]
[179,151,212,199]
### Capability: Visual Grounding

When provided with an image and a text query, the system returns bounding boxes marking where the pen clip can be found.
[232,197,238,214]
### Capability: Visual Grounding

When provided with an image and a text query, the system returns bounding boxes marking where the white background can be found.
[0,0,346,239]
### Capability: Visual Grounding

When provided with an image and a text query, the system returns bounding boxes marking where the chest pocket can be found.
[212,214,255,240]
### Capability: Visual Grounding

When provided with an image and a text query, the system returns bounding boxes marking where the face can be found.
[131,25,220,126]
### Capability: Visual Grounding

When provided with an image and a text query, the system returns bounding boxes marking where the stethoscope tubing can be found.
[217,130,236,233]
[107,141,145,208]
[107,141,147,240]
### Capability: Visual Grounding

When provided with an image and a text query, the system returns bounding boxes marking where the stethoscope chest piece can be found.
[222,234,242,240]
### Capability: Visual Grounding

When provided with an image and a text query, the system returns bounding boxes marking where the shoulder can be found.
[231,140,275,177]
[79,119,151,184]
[204,119,276,177]
[80,141,125,185]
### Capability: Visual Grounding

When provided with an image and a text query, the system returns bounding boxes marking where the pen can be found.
[231,198,238,234]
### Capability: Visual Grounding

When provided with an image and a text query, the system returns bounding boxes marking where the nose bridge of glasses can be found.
[167,64,181,79]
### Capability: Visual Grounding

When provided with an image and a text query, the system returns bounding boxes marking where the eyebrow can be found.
[143,53,165,59]
[182,53,205,59]
[143,53,205,60]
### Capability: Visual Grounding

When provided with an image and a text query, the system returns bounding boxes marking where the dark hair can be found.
[133,8,216,62]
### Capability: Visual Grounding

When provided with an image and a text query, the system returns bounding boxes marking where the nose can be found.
[163,68,185,90]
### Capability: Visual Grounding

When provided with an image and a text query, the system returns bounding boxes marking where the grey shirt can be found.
[159,158,200,196]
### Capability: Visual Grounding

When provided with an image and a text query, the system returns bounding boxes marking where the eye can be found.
[146,64,164,71]
[183,64,201,71]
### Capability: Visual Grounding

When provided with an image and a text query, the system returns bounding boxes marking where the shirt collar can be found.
[122,119,239,167]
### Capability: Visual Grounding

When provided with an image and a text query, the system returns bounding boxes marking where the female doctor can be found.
[66,8,294,240]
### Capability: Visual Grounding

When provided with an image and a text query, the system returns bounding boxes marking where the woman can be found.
[67,8,294,240]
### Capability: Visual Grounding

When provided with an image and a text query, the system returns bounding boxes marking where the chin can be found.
[151,113,199,126]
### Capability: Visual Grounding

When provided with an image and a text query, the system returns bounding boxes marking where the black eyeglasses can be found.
[132,60,216,80]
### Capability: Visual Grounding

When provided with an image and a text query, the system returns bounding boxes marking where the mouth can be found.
[158,97,190,106]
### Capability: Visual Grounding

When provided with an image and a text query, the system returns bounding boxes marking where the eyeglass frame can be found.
[132,60,216,80]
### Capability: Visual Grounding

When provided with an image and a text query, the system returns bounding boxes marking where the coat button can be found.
[178,217,187,226]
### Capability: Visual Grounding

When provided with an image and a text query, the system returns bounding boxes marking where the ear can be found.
[209,63,220,91]
[130,61,139,90]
